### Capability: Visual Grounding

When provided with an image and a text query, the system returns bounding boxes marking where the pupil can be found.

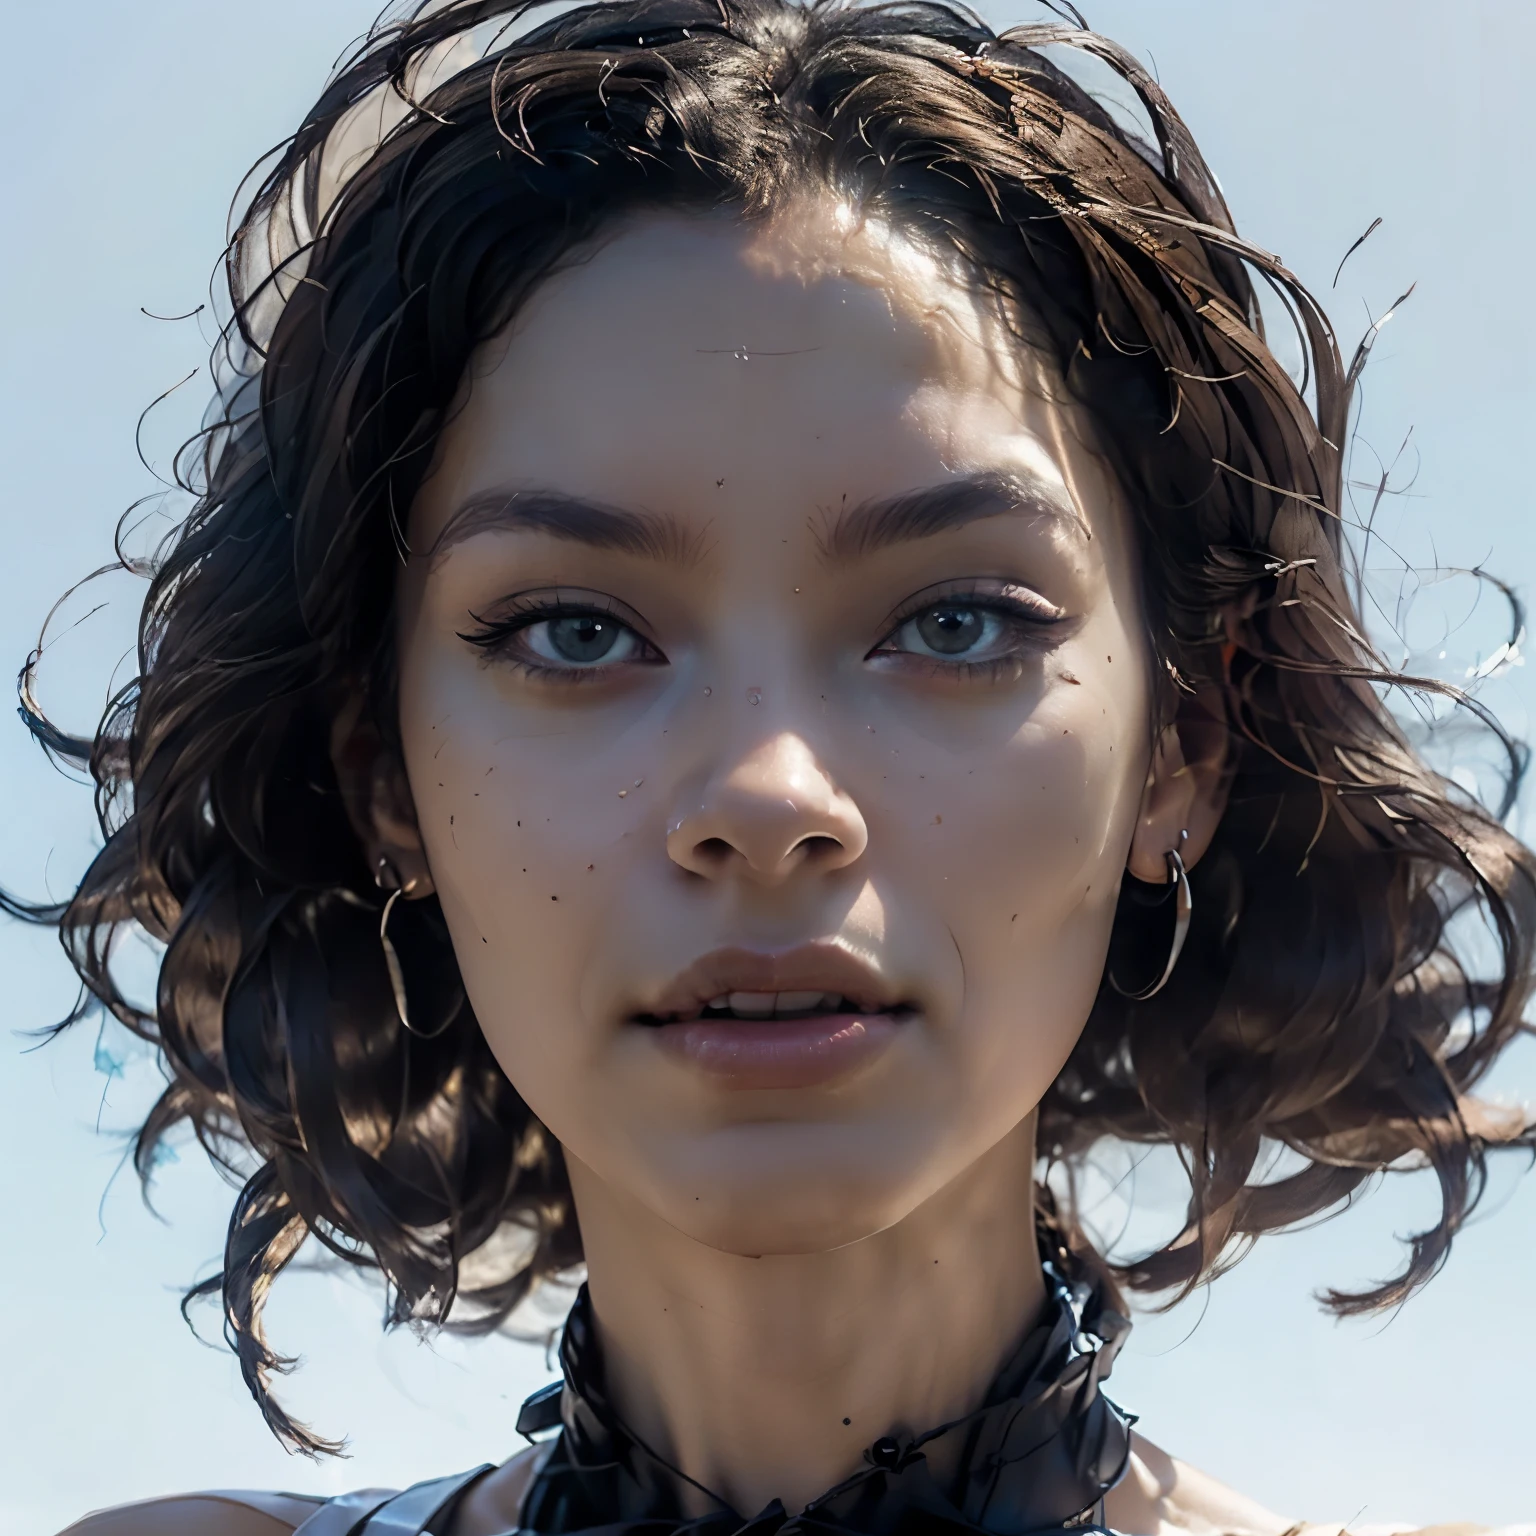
[550,615,618,663]
[917,606,983,655]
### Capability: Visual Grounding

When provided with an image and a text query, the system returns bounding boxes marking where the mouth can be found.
[630,946,916,1089]
[630,943,915,1026]
[634,990,913,1025]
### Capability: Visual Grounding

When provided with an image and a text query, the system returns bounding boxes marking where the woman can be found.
[40,0,1533,1531]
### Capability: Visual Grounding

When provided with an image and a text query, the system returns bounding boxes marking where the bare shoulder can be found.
[1104,1432,1298,1536]
[58,1490,321,1536]
[448,1443,549,1535]
[1103,1437,1520,1536]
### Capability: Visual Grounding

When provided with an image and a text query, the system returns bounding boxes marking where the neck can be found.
[566,1118,1046,1517]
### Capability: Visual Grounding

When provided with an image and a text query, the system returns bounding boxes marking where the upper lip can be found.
[632,944,908,1022]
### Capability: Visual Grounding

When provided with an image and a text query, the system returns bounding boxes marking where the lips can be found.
[630,945,911,1025]
[631,946,913,1090]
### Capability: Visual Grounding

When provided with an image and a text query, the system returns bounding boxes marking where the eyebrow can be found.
[428,488,700,565]
[819,470,1086,562]
[428,469,1082,566]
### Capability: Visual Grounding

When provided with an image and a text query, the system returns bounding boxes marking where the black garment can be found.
[516,1256,1134,1536]
[293,1247,1134,1536]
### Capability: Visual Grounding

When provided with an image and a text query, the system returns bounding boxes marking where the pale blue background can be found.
[2,3,1533,1533]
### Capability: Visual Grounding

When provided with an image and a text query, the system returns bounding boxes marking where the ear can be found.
[330,692,436,897]
[1126,684,1231,882]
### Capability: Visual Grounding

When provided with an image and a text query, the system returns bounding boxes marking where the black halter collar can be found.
[514,1245,1135,1535]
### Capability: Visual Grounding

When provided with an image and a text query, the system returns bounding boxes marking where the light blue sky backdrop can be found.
[2,3,1534,1533]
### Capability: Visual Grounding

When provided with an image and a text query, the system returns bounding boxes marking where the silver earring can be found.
[374,857,448,1039]
[1110,836,1192,1001]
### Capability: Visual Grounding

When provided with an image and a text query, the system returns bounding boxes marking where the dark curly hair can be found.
[16,0,1536,1454]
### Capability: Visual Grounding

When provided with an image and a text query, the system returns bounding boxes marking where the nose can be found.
[667,732,868,885]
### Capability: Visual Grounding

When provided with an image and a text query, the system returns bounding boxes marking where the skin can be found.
[366,207,1228,1518]
[68,207,1269,1533]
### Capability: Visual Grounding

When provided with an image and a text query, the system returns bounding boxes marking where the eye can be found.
[871,585,1064,670]
[525,614,641,667]
[459,595,663,677]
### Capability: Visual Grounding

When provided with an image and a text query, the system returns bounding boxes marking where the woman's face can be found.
[393,209,1159,1255]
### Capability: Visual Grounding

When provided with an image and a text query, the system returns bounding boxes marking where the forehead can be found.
[410,207,1125,557]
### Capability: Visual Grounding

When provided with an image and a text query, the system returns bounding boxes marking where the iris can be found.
[915,606,985,655]
[546,615,623,663]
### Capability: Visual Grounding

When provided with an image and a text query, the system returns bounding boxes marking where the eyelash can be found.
[458,595,664,681]
[869,584,1065,676]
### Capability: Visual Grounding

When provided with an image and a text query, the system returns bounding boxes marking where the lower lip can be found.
[649,1012,902,1089]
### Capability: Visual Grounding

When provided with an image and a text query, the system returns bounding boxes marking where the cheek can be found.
[898,672,1147,1082]
[394,640,650,1086]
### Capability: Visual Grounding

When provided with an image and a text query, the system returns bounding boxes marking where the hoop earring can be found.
[374,856,450,1039]
[1109,839,1192,1002]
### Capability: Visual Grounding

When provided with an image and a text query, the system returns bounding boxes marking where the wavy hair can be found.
[16,0,1536,1452]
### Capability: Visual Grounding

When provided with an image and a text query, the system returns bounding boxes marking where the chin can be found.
[634,1121,946,1256]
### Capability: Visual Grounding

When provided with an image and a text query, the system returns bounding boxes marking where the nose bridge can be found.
[667,723,868,884]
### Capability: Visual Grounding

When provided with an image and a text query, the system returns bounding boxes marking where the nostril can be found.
[696,837,734,863]
[796,834,844,862]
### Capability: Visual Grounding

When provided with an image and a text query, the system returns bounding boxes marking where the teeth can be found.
[706,990,850,1018]
[644,993,866,1026]
[775,990,829,1012]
